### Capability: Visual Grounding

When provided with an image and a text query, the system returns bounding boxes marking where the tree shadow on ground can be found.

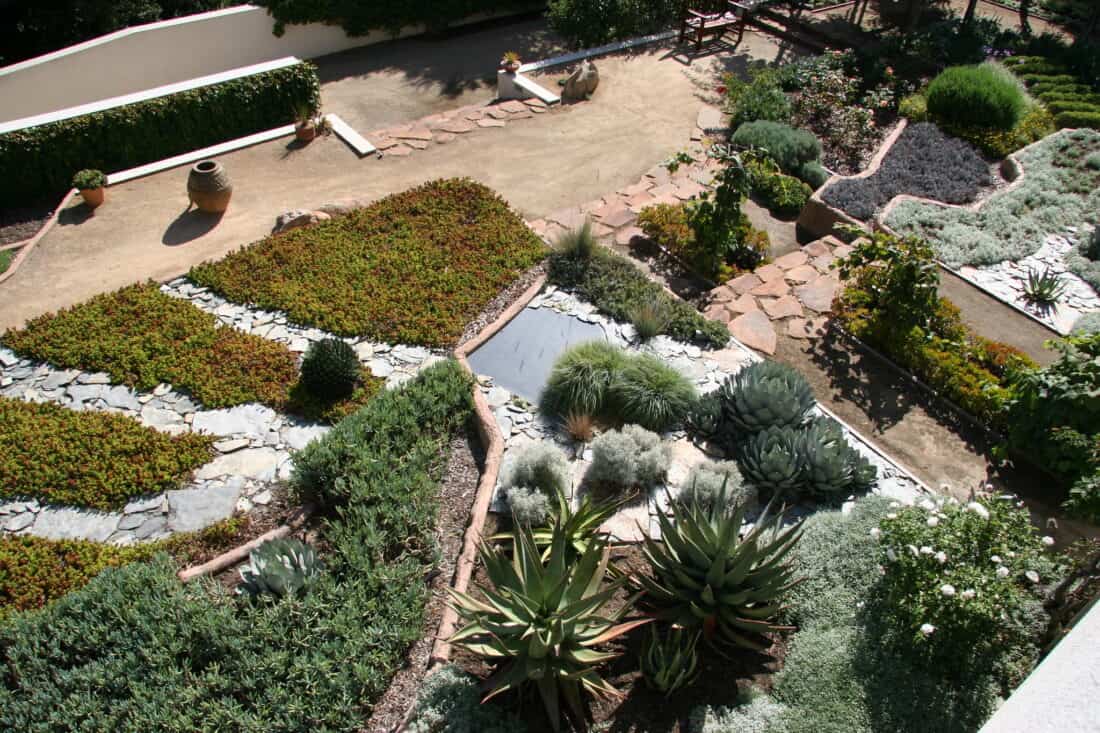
[162,209,224,246]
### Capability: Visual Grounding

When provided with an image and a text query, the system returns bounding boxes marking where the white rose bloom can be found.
[991,555,1002,564]
[996,566,1010,578]
[886,548,897,562]
[941,584,956,597]
[919,546,934,555]
[961,589,976,600]
[870,528,882,540]
[920,623,936,636]
[927,516,940,527]
[967,502,990,520]
[1041,536,1055,547]
[1025,570,1040,584]
[983,483,994,492]
[920,499,936,512]
[887,513,898,520]
[935,551,947,564]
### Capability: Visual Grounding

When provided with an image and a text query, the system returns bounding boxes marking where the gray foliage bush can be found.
[503,442,571,496]
[1071,310,1100,335]
[1064,224,1100,296]
[406,665,525,733]
[693,688,788,733]
[885,129,1100,267]
[588,424,670,489]
[681,459,757,509]
[503,485,552,525]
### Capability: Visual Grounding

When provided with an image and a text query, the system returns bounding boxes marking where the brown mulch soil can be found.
[364,423,486,733]
[452,542,784,733]
[458,261,547,346]
[0,200,55,248]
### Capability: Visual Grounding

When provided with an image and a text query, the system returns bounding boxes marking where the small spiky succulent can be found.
[640,625,700,696]
[715,362,814,444]
[737,426,803,497]
[1022,267,1066,307]
[238,538,323,600]
[300,337,359,400]
[639,488,802,652]
[796,417,877,500]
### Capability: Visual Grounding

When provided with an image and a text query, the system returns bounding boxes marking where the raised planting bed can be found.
[0,360,477,732]
[2,282,382,420]
[189,178,547,347]
[0,397,213,510]
[820,122,993,221]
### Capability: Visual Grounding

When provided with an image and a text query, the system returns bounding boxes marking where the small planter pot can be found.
[501,61,520,74]
[296,122,317,143]
[187,160,232,214]
[78,187,105,209]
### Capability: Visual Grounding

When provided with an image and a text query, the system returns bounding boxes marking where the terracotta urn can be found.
[187,160,232,213]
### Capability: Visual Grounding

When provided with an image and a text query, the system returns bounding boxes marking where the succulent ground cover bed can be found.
[2,283,381,420]
[821,122,993,221]
[189,178,547,346]
[0,397,213,510]
[885,129,1100,267]
[0,360,475,732]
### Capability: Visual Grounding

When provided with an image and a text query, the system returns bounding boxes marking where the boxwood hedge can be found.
[0,62,319,206]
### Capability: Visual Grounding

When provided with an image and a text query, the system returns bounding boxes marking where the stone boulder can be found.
[563,60,599,101]
[272,209,331,234]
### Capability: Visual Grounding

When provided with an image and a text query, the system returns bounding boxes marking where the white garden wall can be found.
[0,4,530,124]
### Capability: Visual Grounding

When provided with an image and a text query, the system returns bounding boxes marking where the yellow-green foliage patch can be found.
[188,178,547,346]
[0,397,214,510]
[1,282,382,417]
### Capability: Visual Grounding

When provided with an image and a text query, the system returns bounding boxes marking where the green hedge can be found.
[254,0,538,36]
[0,62,319,206]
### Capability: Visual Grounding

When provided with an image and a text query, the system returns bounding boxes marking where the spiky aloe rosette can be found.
[448,522,648,732]
[640,491,802,652]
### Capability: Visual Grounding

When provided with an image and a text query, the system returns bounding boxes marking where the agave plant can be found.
[1023,267,1066,307]
[237,538,323,600]
[796,417,877,500]
[449,522,648,732]
[494,489,626,563]
[737,426,803,498]
[639,489,802,652]
[715,362,814,444]
[640,625,701,696]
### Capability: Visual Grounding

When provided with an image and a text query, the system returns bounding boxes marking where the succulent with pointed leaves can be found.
[237,538,323,600]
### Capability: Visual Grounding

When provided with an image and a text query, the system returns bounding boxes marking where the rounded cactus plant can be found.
[300,337,359,400]
[715,362,814,443]
[737,426,803,497]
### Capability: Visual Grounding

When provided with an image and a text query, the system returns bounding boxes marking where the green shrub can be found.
[588,424,669,490]
[797,160,829,189]
[725,70,792,129]
[0,397,213,509]
[926,63,1027,131]
[545,0,680,48]
[190,179,545,346]
[300,337,359,400]
[0,62,319,206]
[898,93,929,122]
[681,459,755,509]
[637,202,693,257]
[0,251,11,276]
[1055,110,1100,128]
[940,105,1057,158]
[547,247,729,348]
[749,162,813,217]
[70,169,105,190]
[1065,469,1100,524]
[406,665,526,733]
[607,353,697,432]
[540,341,629,422]
[731,121,822,177]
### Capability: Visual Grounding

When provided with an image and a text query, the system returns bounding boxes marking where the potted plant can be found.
[72,169,106,209]
[500,51,521,73]
[294,104,323,142]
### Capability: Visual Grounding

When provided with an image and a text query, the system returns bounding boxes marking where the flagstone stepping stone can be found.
[464,109,485,120]
[710,284,736,303]
[812,255,835,273]
[499,100,528,113]
[727,272,761,295]
[477,118,507,128]
[434,132,457,144]
[762,295,804,319]
[615,226,644,246]
[194,447,284,482]
[704,302,731,321]
[649,182,680,198]
[283,425,329,451]
[32,508,117,542]
[510,110,534,120]
[696,105,728,133]
[167,483,241,533]
[618,180,653,197]
[728,293,759,314]
[803,240,831,257]
[755,263,785,282]
[486,107,511,120]
[439,119,475,134]
[192,404,279,439]
[728,311,777,355]
[386,144,414,156]
[796,276,839,312]
[787,316,829,339]
[674,179,706,200]
[393,127,433,140]
[524,98,548,108]
[774,250,809,269]
[406,139,430,150]
[785,264,820,284]
[547,208,588,231]
[600,206,636,228]
[626,192,656,211]
[750,278,791,298]
[372,136,400,150]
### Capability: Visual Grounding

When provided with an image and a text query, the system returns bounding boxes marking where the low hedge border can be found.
[0,62,320,206]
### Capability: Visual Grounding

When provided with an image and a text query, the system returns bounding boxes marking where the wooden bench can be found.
[679,0,763,50]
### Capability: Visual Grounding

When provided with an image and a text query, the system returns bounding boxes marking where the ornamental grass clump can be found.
[448,522,648,733]
[540,341,629,421]
[608,353,697,432]
[869,494,1059,687]
[640,489,802,652]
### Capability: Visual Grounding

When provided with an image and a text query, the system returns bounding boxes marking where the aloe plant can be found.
[493,489,625,562]
[237,538,323,600]
[640,625,700,696]
[449,521,649,732]
[639,490,802,652]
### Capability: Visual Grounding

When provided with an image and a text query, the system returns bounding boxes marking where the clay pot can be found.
[187,160,232,213]
[296,121,317,142]
[501,60,520,73]
[79,187,105,209]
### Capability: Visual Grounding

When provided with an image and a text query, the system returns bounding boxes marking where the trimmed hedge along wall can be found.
[0,62,320,206]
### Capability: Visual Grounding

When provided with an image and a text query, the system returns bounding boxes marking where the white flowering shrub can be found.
[870,493,1059,684]
[588,424,670,490]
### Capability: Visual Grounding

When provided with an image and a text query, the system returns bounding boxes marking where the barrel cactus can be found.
[640,489,802,652]
[300,337,360,400]
[797,417,877,500]
[238,538,323,600]
[738,426,803,497]
[715,362,814,442]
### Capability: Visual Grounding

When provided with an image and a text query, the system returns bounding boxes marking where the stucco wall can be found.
[0,4,522,124]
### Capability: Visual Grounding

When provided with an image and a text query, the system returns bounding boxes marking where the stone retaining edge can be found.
[177,503,314,582]
[0,189,77,286]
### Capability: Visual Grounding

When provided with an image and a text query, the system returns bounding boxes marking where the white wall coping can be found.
[512,73,561,104]
[980,599,1100,732]
[106,123,295,185]
[517,29,677,73]
[0,56,301,136]
[0,5,258,76]
[326,113,376,156]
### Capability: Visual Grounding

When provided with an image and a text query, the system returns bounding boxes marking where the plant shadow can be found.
[57,203,96,227]
[162,208,225,246]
